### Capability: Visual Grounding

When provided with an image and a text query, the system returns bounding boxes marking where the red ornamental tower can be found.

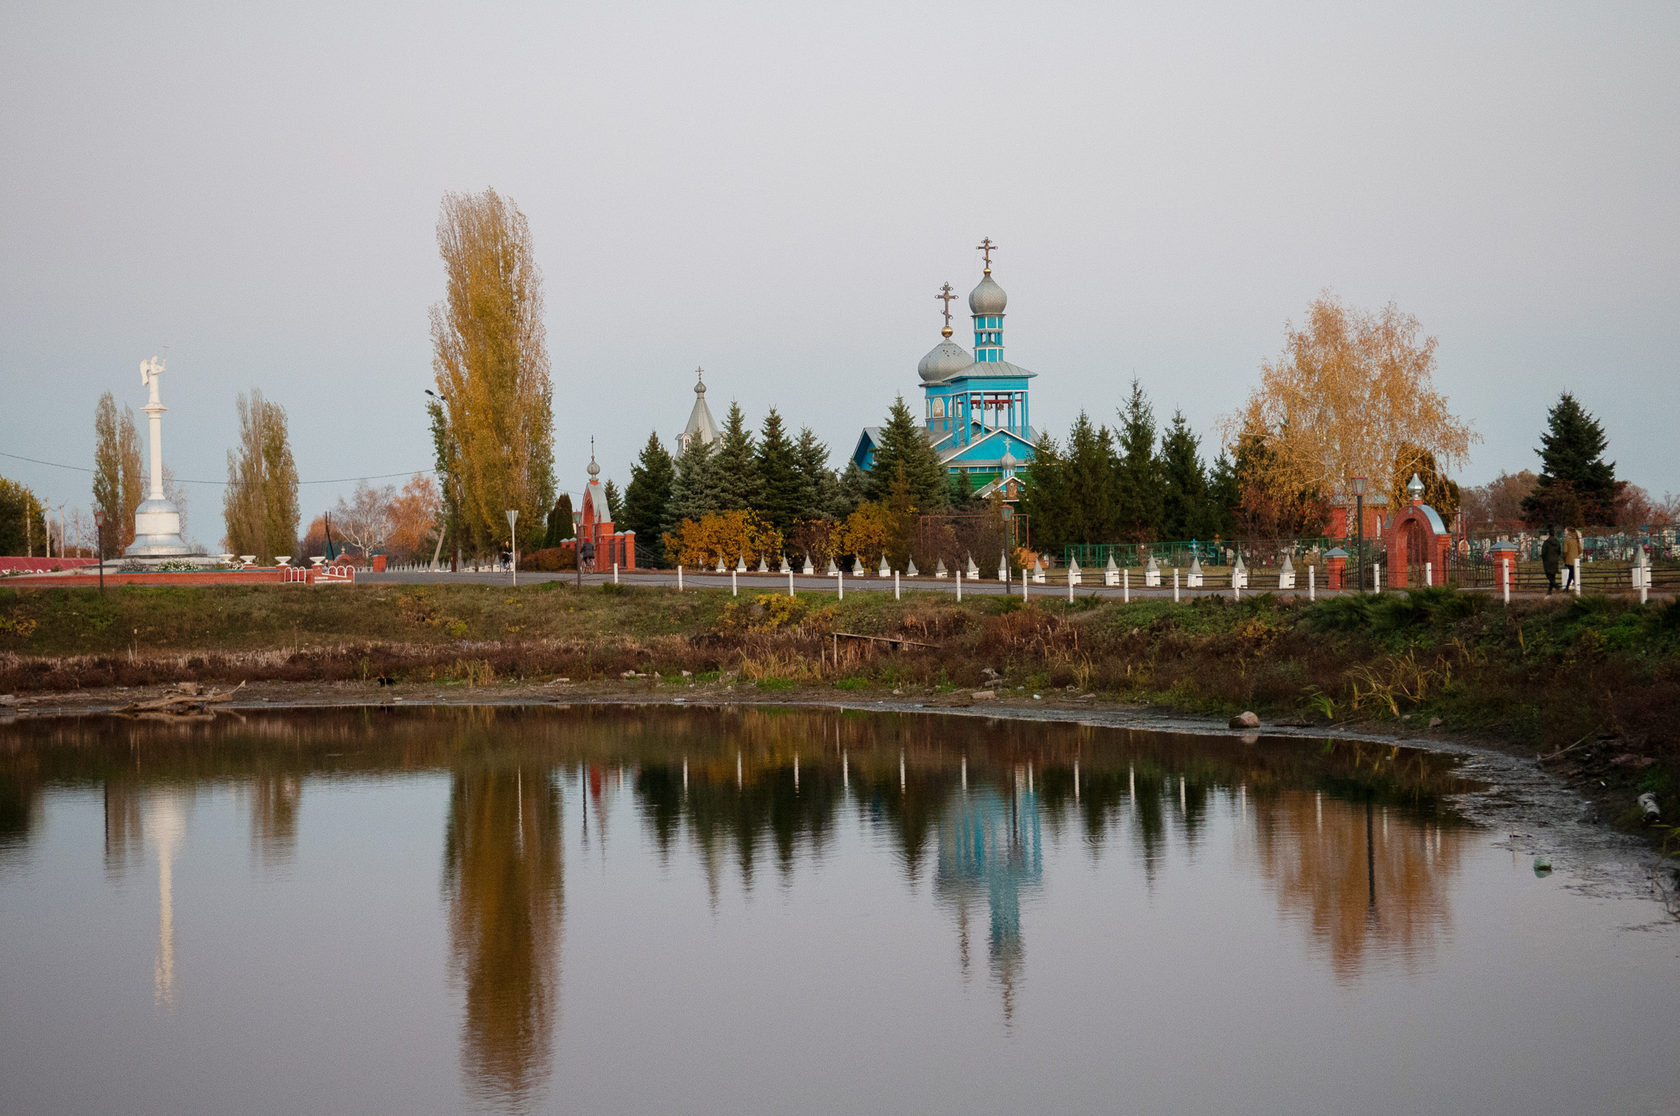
[576,447,636,570]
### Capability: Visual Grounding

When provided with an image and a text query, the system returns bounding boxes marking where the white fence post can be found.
[789,569,795,598]
[894,570,900,601]
[1123,567,1129,603]
[613,561,619,585]
[1308,564,1316,601]
[1173,568,1180,603]
[837,569,844,601]
[678,565,683,592]
[1502,558,1511,606]
[732,569,738,597]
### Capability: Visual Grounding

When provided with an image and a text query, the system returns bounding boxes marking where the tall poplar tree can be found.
[223,389,300,561]
[429,188,555,556]
[92,392,144,550]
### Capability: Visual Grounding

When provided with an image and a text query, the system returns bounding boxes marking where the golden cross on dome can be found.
[936,283,956,332]
[976,236,996,273]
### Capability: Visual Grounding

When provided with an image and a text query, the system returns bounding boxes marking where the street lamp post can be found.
[1350,476,1367,593]
[93,511,106,595]
[506,509,519,586]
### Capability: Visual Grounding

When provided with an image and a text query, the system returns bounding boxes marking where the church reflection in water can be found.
[933,770,1043,1023]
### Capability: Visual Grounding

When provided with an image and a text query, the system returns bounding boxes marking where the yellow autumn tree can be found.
[430,189,555,558]
[663,510,782,568]
[834,501,891,568]
[1224,293,1477,505]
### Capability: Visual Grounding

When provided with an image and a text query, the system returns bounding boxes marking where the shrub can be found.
[524,547,577,572]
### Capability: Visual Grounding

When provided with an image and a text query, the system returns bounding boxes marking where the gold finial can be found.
[977,236,996,274]
[936,283,956,338]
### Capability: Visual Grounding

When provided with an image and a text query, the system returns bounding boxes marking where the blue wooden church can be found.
[852,239,1037,500]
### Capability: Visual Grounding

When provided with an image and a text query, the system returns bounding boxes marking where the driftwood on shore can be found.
[114,680,245,717]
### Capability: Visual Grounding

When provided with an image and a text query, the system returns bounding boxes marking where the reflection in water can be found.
[145,792,187,1007]
[0,705,1492,1105]
[934,773,1043,1023]
[442,763,564,1108]
[104,783,143,880]
[247,773,301,869]
[1248,789,1464,978]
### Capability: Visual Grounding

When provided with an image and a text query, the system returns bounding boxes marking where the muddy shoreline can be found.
[4,677,1673,907]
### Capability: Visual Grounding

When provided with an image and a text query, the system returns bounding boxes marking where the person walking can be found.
[1561,527,1582,590]
[1540,528,1561,594]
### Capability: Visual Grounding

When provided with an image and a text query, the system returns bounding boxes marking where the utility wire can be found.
[0,450,437,487]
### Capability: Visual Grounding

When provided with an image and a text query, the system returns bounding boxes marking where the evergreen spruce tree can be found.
[712,402,759,511]
[665,439,720,537]
[1062,412,1117,544]
[1018,432,1070,552]
[1113,378,1163,542]
[603,479,621,522]
[1521,392,1622,526]
[794,428,840,520]
[867,396,946,510]
[621,431,675,567]
[834,460,869,521]
[1203,451,1238,540]
[754,408,803,533]
[1157,410,1207,541]
[544,493,575,546]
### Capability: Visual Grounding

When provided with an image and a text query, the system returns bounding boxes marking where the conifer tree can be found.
[603,479,621,522]
[0,477,47,557]
[1113,378,1163,542]
[621,431,675,566]
[712,402,759,511]
[833,460,869,521]
[866,396,946,511]
[754,408,803,533]
[1157,409,1207,541]
[794,428,840,520]
[1203,451,1238,539]
[544,493,575,546]
[1018,432,1070,552]
[1062,412,1116,544]
[1521,392,1622,526]
[665,438,720,535]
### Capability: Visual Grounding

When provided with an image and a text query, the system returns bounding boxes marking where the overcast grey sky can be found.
[3,1,1677,543]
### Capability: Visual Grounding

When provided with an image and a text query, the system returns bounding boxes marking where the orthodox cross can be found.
[936,283,956,330]
[976,237,996,271]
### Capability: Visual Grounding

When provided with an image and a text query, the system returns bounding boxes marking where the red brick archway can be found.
[1385,499,1451,588]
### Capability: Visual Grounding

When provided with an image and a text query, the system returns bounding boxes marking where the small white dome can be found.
[968,272,1007,315]
[918,339,974,382]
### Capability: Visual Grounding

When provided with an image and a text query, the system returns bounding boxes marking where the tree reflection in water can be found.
[442,758,563,1108]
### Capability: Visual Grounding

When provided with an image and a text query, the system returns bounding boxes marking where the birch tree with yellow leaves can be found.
[429,189,555,558]
[1226,293,1477,511]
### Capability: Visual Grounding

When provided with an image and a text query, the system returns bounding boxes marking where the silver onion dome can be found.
[918,339,974,382]
[968,272,1007,315]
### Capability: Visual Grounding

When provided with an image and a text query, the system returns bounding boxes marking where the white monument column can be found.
[125,356,195,557]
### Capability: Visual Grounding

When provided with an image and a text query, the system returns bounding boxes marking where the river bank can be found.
[2,579,1676,845]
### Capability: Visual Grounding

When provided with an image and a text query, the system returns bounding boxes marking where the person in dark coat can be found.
[1540,528,1561,594]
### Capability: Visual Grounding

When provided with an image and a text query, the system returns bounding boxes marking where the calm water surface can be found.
[0,705,1674,1115]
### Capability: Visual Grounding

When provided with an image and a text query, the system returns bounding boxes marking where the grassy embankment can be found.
[1,580,1676,824]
